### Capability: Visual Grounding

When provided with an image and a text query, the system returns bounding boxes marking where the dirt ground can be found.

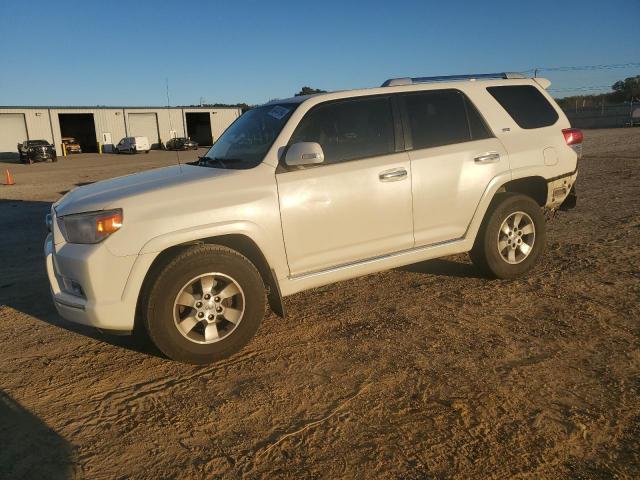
[0,131,638,479]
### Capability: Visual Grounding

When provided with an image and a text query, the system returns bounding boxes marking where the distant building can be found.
[0,106,242,156]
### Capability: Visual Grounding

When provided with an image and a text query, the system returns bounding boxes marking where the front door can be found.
[276,96,414,276]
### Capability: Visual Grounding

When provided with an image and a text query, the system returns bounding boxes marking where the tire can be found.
[470,193,545,279]
[145,150,150,154]
[52,156,58,162]
[142,244,266,364]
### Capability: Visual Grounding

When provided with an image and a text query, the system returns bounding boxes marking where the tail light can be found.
[562,128,583,158]
[562,128,583,145]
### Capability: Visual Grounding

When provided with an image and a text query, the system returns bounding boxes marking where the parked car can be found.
[62,137,82,154]
[114,136,150,154]
[166,137,199,151]
[18,140,57,163]
[45,72,580,364]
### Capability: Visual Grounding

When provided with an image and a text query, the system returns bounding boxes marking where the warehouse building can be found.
[0,106,242,157]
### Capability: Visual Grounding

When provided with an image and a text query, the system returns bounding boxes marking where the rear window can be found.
[402,89,492,150]
[487,85,558,129]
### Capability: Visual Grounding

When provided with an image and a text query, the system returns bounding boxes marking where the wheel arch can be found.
[464,172,549,248]
[135,234,285,334]
[500,175,548,206]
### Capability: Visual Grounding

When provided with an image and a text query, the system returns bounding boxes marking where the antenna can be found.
[166,78,182,172]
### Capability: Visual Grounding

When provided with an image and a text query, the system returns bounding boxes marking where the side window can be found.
[402,90,490,150]
[464,96,492,141]
[486,85,559,129]
[290,97,395,164]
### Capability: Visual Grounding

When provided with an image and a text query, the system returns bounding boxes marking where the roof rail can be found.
[381,72,527,87]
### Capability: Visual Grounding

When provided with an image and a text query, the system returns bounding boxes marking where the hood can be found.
[54,164,238,216]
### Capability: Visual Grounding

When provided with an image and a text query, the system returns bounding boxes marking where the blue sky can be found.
[0,0,638,106]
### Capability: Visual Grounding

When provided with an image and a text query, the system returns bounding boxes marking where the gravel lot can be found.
[1,130,639,479]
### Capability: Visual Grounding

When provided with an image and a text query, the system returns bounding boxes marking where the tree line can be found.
[555,75,640,109]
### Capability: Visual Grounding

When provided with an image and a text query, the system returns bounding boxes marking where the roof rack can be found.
[381,72,526,87]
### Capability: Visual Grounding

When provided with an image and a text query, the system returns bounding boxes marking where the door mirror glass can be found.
[285,142,325,166]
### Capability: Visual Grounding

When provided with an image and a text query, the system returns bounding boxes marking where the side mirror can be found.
[285,142,325,166]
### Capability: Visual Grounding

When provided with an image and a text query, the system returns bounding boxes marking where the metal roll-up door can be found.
[128,113,159,145]
[0,114,28,154]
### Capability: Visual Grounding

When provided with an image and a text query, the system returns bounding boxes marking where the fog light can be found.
[61,277,85,298]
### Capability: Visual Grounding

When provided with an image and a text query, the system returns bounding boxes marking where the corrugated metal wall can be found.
[209,108,242,140]
[49,108,128,151]
[0,107,242,153]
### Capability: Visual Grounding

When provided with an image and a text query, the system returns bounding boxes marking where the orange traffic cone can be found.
[4,170,14,185]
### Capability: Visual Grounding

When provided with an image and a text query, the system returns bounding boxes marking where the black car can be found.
[18,140,57,164]
[165,137,198,151]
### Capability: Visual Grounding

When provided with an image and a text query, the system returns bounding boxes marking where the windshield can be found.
[27,140,49,146]
[199,104,297,169]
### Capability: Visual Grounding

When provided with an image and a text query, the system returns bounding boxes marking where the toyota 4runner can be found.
[45,72,580,364]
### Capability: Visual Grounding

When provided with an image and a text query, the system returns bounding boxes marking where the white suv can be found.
[45,73,580,364]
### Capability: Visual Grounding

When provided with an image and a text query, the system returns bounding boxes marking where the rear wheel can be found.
[470,193,545,279]
[142,244,266,364]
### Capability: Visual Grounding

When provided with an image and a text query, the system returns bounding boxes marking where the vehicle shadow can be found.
[0,390,76,479]
[0,152,21,164]
[0,199,162,359]
[401,257,484,279]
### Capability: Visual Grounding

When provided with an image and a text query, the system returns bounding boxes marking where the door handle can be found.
[379,168,407,182]
[474,152,501,164]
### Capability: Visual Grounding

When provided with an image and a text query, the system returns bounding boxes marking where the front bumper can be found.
[30,153,55,161]
[44,233,138,333]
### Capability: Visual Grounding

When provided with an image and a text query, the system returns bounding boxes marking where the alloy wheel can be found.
[497,211,536,264]
[173,273,245,344]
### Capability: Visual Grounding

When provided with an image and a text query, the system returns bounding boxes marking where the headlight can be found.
[61,209,123,244]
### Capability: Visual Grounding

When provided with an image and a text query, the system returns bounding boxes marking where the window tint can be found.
[290,97,395,164]
[465,96,492,141]
[487,85,558,129]
[402,90,490,150]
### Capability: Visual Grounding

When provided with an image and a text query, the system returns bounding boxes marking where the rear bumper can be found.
[559,186,577,211]
[546,170,578,210]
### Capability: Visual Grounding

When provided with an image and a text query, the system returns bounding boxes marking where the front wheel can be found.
[142,244,266,364]
[470,193,546,279]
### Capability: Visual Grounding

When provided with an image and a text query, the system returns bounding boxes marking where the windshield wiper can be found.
[198,156,227,168]
[199,156,247,168]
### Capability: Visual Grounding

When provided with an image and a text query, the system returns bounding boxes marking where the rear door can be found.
[485,84,570,171]
[402,89,509,246]
[276,96,414,276]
